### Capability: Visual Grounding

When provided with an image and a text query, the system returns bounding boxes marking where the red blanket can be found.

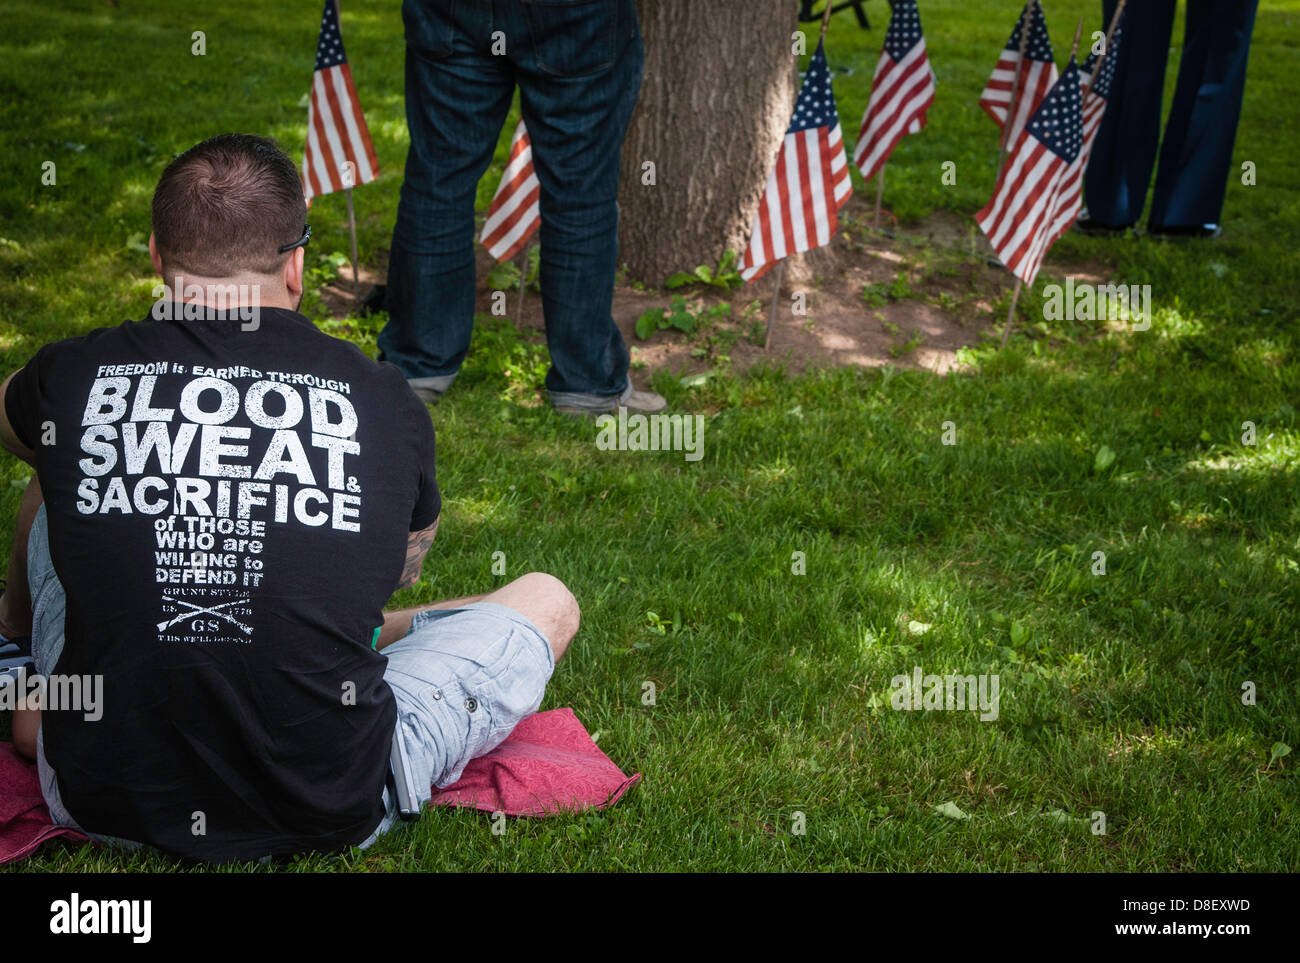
[0,707,639,863]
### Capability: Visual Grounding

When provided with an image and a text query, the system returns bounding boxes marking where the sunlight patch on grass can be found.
[1149,306,1207,340]
[747,458,795,483]
[1229,336,1291,372]
[1183,432,1300,472]
[451,496,521,525]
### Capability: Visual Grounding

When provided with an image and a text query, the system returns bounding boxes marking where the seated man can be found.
[0,133,579,863]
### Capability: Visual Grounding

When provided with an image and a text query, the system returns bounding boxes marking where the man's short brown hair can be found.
[152,133,307,277]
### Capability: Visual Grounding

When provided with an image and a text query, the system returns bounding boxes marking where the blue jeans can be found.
[1083,0,1258,228]
[379,0,643,405]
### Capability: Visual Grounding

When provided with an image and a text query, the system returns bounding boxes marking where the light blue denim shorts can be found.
[28,505,555,856]
[359,599,555,846]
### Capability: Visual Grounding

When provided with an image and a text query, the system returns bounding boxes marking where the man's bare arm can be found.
[0,372,36,466]
[397,514,439,589]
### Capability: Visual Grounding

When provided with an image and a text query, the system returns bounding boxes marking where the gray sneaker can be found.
[554,388,667,417]
[621,389,668,413]
[410,385,444,406]
[406,374,456,407]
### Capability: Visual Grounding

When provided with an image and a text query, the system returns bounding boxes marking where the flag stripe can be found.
[339,63,379,176]
[319,70,361,187]
[480,118,541,262]
[309,77,343,194]
[304,124,327,198]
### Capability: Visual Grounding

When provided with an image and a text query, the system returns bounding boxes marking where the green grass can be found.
[1,1,1298,872]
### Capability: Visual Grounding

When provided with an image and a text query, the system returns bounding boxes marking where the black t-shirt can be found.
[5,305,440,863]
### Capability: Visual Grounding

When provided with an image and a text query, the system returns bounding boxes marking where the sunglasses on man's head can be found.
[279,224,311,254]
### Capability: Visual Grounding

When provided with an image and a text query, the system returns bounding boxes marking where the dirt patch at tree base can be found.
[323,200,1114,383]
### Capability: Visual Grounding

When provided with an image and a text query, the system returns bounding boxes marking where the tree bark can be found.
[618,1,800,287]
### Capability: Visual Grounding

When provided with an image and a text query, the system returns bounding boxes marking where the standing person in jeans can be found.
[1078,0,1259,239]
[380,0,666,415]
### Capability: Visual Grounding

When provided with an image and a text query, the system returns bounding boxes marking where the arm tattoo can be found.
[399,515,439,589]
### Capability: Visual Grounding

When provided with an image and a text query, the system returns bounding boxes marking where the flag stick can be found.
[1089,0,1127,90]
[871,1,895,234]
[765,259,787,350]
[1000,277,1023,347]
[517,242,531,319]
[995,0,1038,183]
[333,0,360,307]
[873,165,885,231]
[344,186,360,307]
[1069,17,1083,59]
[818,0,834,43]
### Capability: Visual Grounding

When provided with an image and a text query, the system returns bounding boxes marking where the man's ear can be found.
[284,247,305,300]
[148,232,163,276]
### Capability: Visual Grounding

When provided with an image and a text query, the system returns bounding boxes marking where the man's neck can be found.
[156,273,297,312]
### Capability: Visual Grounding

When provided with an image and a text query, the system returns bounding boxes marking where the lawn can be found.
[0,0,1296,871]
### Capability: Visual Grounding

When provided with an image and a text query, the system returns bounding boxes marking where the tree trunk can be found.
[618,1,800,287]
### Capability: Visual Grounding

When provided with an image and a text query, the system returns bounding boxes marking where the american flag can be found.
[302,0,379,201]
[480,119,541,263]
[740,41,852,282]
[976,56,1084,286]
[979,1,1057,148]
[1043,13,1126,246]
[853,0,936,185]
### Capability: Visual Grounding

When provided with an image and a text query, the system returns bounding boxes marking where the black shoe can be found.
[1146,223,1223,241]
[360,284,387,316]
[1073,217,1132,238]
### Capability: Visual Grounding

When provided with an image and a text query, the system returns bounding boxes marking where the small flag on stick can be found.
[480,119,541,263]
[979,1,1058,150]
[740,40,852,283]
[302,0,379,202]
[976,55,1084,288]
[853,0,935,187]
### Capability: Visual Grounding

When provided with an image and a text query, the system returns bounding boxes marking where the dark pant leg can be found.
[1148,0,1259,229]
[1083,0,1177,227]
[505,0,643,400]
[379,0,516,384]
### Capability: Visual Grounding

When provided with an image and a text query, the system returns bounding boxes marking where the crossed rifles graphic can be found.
[157,597,254,636]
